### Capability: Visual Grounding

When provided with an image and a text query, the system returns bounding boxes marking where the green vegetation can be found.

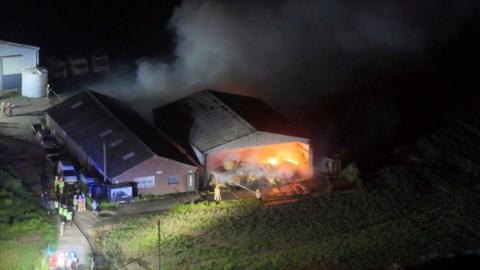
[101,184,480,269]
[340,163,362,188]
[0,169,57,270]
[99,200,119,210]
[101,110,480,269]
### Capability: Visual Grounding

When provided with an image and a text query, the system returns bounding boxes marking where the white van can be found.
[57,160,78,184]
[66,56,89,76]
[48,57,68,79]
[90,51,109,73]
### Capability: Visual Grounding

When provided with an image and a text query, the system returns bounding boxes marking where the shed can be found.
[153,90,313,186]
[46,90,199,196]
[0,40,39,91]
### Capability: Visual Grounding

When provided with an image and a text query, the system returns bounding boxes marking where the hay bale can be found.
[223,160,235,170]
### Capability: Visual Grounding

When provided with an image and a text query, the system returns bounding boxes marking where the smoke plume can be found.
[134,0,476,111]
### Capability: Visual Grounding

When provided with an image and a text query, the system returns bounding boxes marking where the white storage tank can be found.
[21,66,48,98]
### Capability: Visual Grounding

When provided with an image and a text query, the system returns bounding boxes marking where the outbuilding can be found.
[0,40,39,91]
[46,90,199,196]
[153,90,313,187]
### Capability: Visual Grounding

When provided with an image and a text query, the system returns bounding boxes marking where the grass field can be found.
[100,108,480,269]
[0,169,57,270]
[101,184,480,269]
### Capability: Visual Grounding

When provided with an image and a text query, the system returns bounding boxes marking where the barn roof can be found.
[0,40,40,50]
[46,90,194,179]
[153,90,308,153]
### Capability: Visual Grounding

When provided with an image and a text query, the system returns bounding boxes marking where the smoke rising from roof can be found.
[134,0,476,110]
[90,0,477,160]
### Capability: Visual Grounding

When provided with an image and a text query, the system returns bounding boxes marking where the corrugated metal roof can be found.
[46,90,194,179]
[154,90,308,153]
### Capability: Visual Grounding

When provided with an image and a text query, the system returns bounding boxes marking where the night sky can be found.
[2,0,181,60]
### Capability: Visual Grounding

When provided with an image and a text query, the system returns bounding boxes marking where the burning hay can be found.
[207,142,311,189]
[210,155,306,190]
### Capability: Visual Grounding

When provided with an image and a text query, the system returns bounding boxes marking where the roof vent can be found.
[109,139,123,148]
[99,129,112,137]
[70,101,83,109]
[122,152,135,160]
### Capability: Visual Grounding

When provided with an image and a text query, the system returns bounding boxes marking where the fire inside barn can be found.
[154,90,313,188]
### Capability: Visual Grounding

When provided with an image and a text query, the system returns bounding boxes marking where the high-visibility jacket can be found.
[58,181,65,189]
[54,179,60,187]
[65,211,72,221]
[59,206,64,216]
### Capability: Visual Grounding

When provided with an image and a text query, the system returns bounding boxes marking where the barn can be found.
[0,40,39,91]
[153,90,313,187]
[46,90,199,196]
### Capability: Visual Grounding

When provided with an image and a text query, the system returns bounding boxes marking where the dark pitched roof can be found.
[90,91,197,166]
[46,90,194,179]
[153,90,308,153]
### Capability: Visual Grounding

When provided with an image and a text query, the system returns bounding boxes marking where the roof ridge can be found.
[0,40,40,50]
[85,90,156,158]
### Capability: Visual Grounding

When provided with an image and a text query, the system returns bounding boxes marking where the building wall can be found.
[113,155,198,196]
[48,113,199,195]
[0,44,39,90]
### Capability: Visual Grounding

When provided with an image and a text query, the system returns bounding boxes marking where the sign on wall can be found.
[135,176,155,188]
[109,186,133,202]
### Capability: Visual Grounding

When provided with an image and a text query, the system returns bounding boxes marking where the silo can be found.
[21,67,48,98]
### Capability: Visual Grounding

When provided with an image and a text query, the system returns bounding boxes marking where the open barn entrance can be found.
[207,142,312,188]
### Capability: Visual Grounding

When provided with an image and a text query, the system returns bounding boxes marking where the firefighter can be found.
[54,200,59,212]
[58,178,65,194]
[72,194,78,211]
[54,176,60,193]
[65,209,73,226]
[92,199,98,214]
[46,83,52,98]
[214,184,222,203]
[78,194,84,212]
[0,101,4,117]
[255,188,262,200]
[60,220,65,237]
[59,204,64,216]
[6,102,13,117]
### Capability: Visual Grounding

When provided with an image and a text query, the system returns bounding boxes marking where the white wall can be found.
[0,43,39,90]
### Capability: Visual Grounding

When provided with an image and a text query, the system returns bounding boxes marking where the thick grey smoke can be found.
[135,0,476,111]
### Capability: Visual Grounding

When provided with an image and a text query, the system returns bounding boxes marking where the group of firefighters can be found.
[0,101,14,117]
[213,184,262,203]
[51,175,97,237]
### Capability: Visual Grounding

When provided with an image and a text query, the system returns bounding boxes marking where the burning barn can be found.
[153,90,313,188]
[46,90,199,196]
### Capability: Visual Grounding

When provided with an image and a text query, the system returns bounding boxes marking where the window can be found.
[135,176,155,189]
[168,175,180,185]
[70,101,83,109]
[109,139,123,148]
[122,152,135,160]
[99,129,112,137]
